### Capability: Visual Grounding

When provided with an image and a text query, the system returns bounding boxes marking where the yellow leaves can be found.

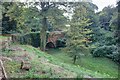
[81,29,92,34]
[80,39,88,43]
[71,38,89,45]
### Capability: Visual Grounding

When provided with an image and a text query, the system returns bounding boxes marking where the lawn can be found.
[47,48,119,78]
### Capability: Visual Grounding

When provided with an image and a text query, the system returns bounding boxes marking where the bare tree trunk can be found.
[73,55,77,64]
[40,17,47,51]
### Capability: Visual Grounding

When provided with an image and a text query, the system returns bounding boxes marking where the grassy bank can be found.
[47,48,119,78]
[1,44,118,78]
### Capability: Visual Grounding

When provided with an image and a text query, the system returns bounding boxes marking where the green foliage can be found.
[97,6,117,31]
[90,4,119,64]
[65,9,93,57]
[2,2,42,34]
[46,7,68,29]
[91,45,120,64]
[92,45,112,57]
[13,32,40,47]
[107,52,120,62]
[92,45,119,62]
[56,39,66,47]
[64,2,99,59]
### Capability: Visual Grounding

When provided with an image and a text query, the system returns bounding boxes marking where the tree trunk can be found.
[73,55,77,64]
[40,17,47,51]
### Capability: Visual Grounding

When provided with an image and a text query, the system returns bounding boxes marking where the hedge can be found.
[12,32,40,48]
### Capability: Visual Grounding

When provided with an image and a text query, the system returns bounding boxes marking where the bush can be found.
[12,32,40,47]
[92,46,106,57]
[56,38,66,47]
[92,45,117,57]
[92,45,120,63]
[106,51,120,63]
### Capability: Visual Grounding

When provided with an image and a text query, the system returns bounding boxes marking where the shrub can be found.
[106,51,120,63]
[92,45,120,63]
[92,46,106,57]
[56,38,66,47]
[12,32,40,47]
[92,45,117,57]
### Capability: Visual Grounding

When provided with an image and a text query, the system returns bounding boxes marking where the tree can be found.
[0,3,2,34]
[2,2,17,34]
[90,2,120,63]
[66,20,92,64]
[31,2,68,51]
[2,2,43,34]
[65,2,94,64]
[97,6,117,31]
[115,1,120,63]
[2,2,67,51]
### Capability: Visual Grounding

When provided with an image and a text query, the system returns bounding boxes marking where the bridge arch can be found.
[46,42,55,48]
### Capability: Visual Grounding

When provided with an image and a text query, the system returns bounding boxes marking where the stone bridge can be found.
[46,31,65,48]
[1,31,65,49]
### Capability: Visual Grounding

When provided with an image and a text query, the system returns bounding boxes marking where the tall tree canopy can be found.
[64,2,98,63]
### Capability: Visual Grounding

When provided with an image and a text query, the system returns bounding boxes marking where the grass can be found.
[47,48,72,63]
[47,48,119,78]
[20,45,111,78]
[3,45,76,78]
[26,46,117,78]
[4,61,22,78]
[0,35,8,39]
[2,44,119,78]
[20,45,77,78]
[78,56,118,77]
